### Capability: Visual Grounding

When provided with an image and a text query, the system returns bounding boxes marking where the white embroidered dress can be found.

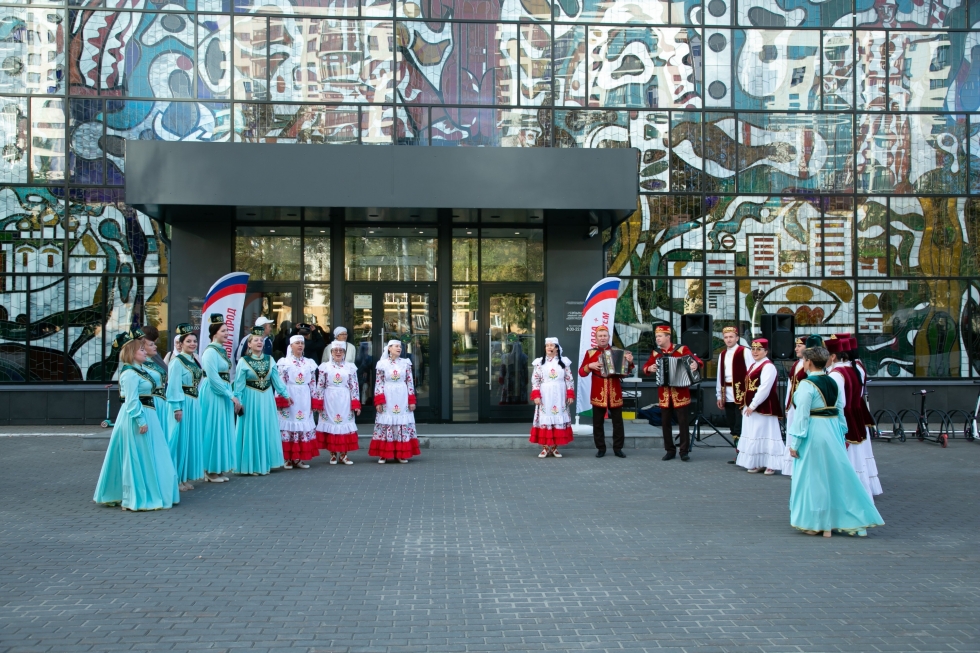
[529,356,574,446]
[369,356,420,460]
[314,361,360,453]
[277,354,320,460]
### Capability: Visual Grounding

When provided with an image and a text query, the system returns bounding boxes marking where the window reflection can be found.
[480,229,544,282]
[344,227,437,281]
[235,226,301,280]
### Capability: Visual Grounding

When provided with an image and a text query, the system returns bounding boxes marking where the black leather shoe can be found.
[727,459,737,464]
[681,454,690,461]
[596,450,606,458]
[662,452,676,461]
[614,450,626,458]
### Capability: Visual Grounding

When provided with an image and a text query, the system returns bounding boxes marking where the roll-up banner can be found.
[576,277,622,417]
[198,272,250,368]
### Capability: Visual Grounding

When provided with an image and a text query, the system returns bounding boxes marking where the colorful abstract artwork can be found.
[0,0,978,380]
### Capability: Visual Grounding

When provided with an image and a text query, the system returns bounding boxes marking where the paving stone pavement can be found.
[1,435,978,653]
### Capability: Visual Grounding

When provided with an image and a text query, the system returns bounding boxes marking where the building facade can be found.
[0,0,979,422]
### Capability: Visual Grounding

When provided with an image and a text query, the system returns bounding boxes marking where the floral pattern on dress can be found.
[276,355,319,459]
[529,355,575,447]
[369,356,420,459]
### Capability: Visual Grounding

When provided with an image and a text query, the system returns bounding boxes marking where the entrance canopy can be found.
[126,142,638,224]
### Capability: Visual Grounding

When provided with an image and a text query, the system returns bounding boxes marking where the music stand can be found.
[690,379,735,449]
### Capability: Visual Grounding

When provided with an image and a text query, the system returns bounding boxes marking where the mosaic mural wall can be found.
[0,0,977,380]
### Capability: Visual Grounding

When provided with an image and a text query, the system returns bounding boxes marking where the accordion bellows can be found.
[599,348,629,377]
[654,355,701,387]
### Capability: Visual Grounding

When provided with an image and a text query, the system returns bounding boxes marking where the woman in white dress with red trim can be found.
[369,340,421,464]
[277,335,320,469]
[530,337,575,458]
[735,338,785,475]
[314,340,361,465]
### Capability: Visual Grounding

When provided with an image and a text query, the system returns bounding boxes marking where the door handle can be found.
[487,329,492,389]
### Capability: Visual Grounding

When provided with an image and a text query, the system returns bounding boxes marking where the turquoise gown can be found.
[93,365,180,510]
[166,354,205,483]
[200,343,237,475]
[144,360,172,443]
[234,353,290,475]
[788,372,884,535]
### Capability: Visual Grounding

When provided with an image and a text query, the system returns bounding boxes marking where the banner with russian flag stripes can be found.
[198,272,250,367]
[576,277,622,416]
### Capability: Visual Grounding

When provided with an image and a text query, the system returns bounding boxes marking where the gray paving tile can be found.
[0,437,977,653]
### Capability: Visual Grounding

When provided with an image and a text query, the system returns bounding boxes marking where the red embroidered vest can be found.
[718,345,749,406]
[743,360,783,417]
[835,365,873,444]
[785,360,807,410]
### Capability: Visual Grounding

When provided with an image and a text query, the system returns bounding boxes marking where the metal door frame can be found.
[344,283,439,423]
[479,284,545,422]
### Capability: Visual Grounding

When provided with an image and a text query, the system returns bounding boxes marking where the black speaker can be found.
[761,314,795,360]
[681,313,713,361]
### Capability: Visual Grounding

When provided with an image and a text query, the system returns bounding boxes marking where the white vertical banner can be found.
[576,277,622,416]
[198,272,250,370]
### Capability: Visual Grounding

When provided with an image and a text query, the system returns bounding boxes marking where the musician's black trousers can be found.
[724,401,743,443]
[661,403,691,455]
[592,407,625,452]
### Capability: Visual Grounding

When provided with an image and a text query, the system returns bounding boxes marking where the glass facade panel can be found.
[452,230,477,282]
[303,227,331,281]
[489,292,535,405]
[734,30,820,111]
[0,96,29,184]
[0,7,65,95]
[235,226,302,280]
[451,284,478,421]
[588,25,702,109]
[303,285,330,334]
[344,227,437,281]
[31,97,64,182]
[480,229,543,282]
[1,0,976,383]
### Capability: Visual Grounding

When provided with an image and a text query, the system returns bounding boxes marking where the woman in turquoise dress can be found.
[140,327,172,445]
[199,314,241,483]
[166,324,205,490]
[788,346,884,538]
[93,331,180,511]
[234,328,290,475]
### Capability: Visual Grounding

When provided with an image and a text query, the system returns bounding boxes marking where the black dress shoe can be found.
[662,452,676,461]
[596,450,606,458]
[614,450,626,458]
[727,459,737,464]
[681,454,690,461]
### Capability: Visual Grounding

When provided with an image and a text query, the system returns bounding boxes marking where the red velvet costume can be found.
[642,344,704,408]
[578,346,634,408]
[785,359,808,411]
[743,360,784,417]
[717,344,749,406]
[835,364,874,444]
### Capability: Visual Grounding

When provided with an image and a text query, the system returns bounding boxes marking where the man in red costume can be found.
[578,325,634,458]
[642,325,703,461]
[715,325,751,463]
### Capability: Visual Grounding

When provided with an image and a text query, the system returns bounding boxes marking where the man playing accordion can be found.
[579,325,634,458]
[642,325,703,462]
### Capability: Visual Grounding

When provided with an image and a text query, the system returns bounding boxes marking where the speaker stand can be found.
[690,381,735,449]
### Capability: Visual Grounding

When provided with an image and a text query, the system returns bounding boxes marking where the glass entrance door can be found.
[242,282,300,361]
[346,286,437,422]
[482,290,541,421]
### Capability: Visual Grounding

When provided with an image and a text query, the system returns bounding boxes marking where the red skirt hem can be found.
[368,439,421,460]
[529,426,574,446]
[319,432,360,452]
[282,439,320,461]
